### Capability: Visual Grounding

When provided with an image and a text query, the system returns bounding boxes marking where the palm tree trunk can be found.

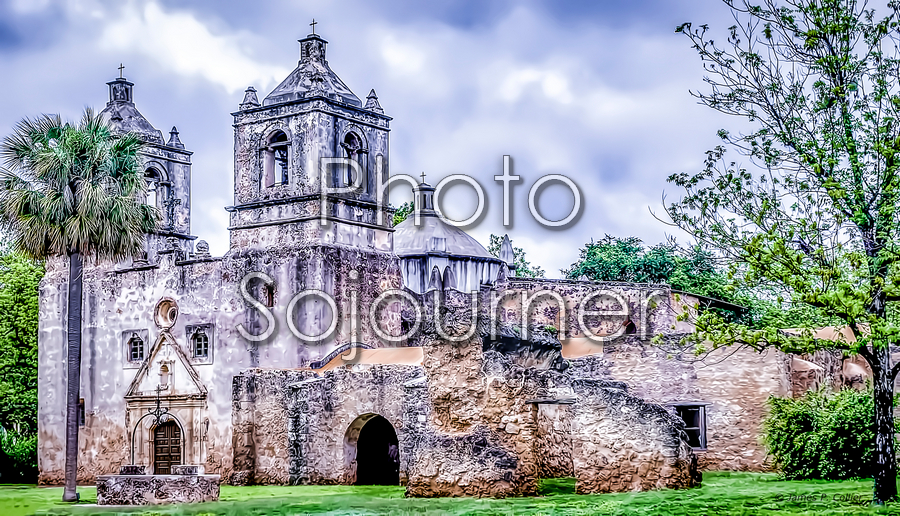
[61,251,83,502]
[872,344,898,504]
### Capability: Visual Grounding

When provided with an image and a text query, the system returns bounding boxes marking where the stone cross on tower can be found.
[310,19,317,35]
[118,63,125,79]
[420,172,427,184]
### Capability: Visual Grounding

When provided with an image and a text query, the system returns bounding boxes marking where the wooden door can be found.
[153,421,182,474]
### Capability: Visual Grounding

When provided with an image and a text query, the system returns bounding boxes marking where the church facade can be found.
[37,32,847,496]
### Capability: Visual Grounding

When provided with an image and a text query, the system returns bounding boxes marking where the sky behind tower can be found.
[0,0,746,276]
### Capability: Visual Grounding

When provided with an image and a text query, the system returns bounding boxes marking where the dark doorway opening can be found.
[153,420,182,474]
[355,415,399,485]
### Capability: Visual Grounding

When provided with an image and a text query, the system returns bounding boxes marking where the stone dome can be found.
[99,77,165,145]
[393,181,505,293]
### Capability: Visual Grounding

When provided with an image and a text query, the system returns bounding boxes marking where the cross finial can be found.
[310,18,317,35]
[118,63,125,79]
[420,171,427,183]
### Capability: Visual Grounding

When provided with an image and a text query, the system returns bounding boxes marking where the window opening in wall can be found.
[674,404,707,450]
[159,364,170,388]
[264,283,275,308]
[264,130,290,188]
[129,333,144,362]
[193,329,209,358]
[78,398,85,427]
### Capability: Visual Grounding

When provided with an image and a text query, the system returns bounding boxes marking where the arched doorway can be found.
[153,420,182,474]
[346,414,399,485]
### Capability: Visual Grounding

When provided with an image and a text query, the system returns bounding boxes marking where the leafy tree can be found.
[487,234,545,278]
[0,110,156,500]
[670,0,900,502]
[562,235,730,298]
[0,248,43,434]
[392,201,414,227]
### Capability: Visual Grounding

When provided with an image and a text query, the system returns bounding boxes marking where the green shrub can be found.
[0,429,38,483]
[762,388,897,480]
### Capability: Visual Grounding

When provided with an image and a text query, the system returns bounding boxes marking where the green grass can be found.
[1,472,899,515]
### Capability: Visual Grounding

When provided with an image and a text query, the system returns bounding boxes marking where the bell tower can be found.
[228,31,393,251]
[227,30,401,354]
[99,71,195,265]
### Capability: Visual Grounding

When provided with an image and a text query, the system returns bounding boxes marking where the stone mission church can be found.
[36,31,864,496]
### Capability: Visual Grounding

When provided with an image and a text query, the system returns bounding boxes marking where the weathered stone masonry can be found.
[38,29,827,497]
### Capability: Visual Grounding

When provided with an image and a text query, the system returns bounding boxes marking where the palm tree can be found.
[0,109,157,501]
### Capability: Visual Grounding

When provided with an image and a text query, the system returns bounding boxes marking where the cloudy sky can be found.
[0,0,743,277]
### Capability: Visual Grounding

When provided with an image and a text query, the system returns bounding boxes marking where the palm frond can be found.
[0,109,156,260]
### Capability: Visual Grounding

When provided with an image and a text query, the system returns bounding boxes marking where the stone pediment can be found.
[125,331,207,400]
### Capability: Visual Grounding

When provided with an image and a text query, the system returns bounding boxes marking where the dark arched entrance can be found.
[355,415,400,485]
[153,421,182,474]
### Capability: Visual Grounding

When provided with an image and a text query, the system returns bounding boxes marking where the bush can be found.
[762,388,897,480]
[0,429,38,483]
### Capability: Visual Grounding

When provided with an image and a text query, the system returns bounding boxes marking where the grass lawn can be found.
[1,472,898,516]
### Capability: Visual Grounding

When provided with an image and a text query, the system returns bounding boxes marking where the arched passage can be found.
[345,414,399,485]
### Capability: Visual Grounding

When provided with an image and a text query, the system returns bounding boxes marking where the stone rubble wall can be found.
[287,364,422,485]
[569,337,791,472]
[231,369,316,485]
[570,379,700,493]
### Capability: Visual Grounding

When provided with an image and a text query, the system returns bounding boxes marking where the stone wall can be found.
[570,379,699,493]
[287,364,422,485]
[572,337,790,472]
[231,369,315,485]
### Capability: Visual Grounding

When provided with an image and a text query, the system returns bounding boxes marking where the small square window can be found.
[674,404,707,450]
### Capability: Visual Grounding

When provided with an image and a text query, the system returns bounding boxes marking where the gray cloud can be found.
[0,0,749,276]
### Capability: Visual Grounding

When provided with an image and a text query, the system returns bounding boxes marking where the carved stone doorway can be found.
[153,421,182,474]
[355,415,399,485]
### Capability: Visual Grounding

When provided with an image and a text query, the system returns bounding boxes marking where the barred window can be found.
[192,330,209,358]
[129,333,144,362]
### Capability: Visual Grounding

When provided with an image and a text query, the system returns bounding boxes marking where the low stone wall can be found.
[96,474,220,505]
[570,379,700,493]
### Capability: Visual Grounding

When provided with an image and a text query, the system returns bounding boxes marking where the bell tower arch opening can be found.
[340,131,366,190]
[344,414,399,485]
[263,130,290,188]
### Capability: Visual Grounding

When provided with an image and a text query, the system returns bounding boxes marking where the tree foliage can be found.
[0,110,157,259]
[562,235,730,296]
[392,201,414,227]
[0,429,37,483]
[670,0,900,501]
[0,248,42,434]
[487,234,546,278]
[763,388,898,480]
